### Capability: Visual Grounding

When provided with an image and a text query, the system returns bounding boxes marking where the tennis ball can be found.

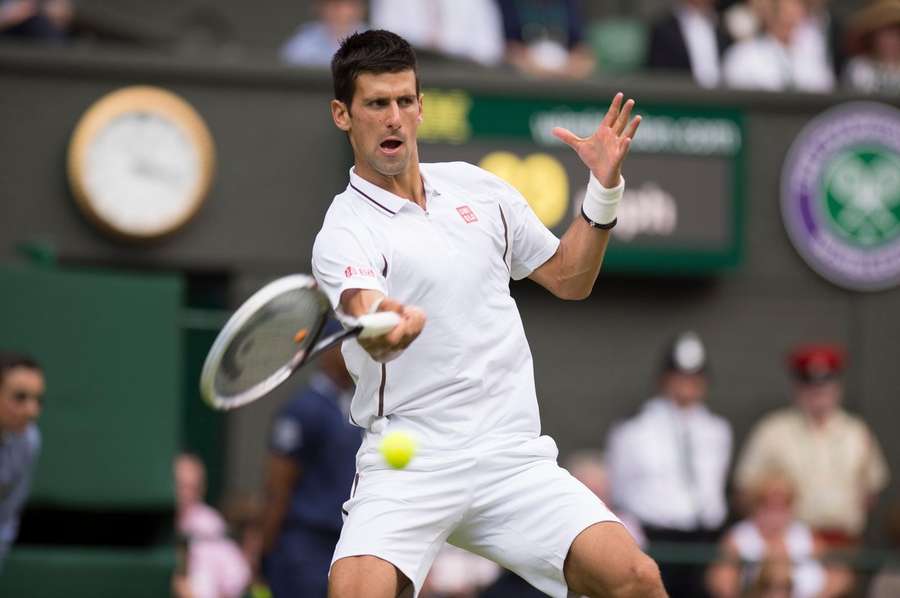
[380,431,416,469]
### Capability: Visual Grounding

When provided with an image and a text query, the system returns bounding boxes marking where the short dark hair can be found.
[331,29,419,108]
[0,352,41,385]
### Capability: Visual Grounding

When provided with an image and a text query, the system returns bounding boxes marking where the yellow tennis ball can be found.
[380,431,416,469]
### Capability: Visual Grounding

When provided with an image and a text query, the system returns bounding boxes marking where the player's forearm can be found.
[546,218,612,300]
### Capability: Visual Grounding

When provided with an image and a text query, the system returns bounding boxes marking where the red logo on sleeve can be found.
[456,205,478,223]
[344,266,377,278]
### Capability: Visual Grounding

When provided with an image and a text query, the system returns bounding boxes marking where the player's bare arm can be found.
[340,288,426,361]
[529,92,641,300]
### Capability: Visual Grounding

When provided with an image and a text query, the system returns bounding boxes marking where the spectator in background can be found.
[706,471,854,598]
[370,0,504,66]
[722,0,834,92]
[843,0,900,94]
[0,0,71,41]
[0,352,43,570]
[281,0,365,67]
[607,331,732,598]
[734,344,890,550]
[420,544,500,598]
[742,559,796,598]
[867,501,900,598]
[173,453,250,598]
[564,450,646,547]
[497,0,595,78]
[259,320,359,598]
[647,0,732,88]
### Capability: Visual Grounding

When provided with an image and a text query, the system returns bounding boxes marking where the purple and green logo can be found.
[782,102,900,291]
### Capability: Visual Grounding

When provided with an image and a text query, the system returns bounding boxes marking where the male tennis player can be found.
[312,30,665,598]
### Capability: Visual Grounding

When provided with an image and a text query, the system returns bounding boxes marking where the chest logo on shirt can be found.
[456,205,478,224]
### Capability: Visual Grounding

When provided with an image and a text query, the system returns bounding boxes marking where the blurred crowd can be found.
[146,331,896,598]
[2,0,900,94]
[281,0,900,95]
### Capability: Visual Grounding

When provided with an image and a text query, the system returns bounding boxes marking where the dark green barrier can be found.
[0,546,173,597]
[0,265,182,508]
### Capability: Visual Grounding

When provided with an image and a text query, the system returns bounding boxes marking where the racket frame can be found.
[200,274,330,411]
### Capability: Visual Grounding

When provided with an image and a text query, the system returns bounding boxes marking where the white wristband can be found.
[582,174,624,226]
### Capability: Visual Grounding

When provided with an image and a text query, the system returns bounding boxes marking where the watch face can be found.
[68,86,215,240]
[85,111,202,236]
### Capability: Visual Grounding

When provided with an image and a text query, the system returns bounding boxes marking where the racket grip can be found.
[357,311,401,338]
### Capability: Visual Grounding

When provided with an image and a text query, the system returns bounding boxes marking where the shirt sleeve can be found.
[269,402,318,461]
[312,217,388,313]
[733,420,775,491]
[501,184,560,281]
[864,429,890,495]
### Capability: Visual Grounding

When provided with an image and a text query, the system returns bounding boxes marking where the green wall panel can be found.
[0,547,173,597]
[0,265,182,508]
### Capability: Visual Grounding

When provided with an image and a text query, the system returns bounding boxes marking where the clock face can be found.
[68,86,215,240]
[85,112,202,236]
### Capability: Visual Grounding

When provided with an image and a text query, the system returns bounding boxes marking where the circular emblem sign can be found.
[782,102,900,291]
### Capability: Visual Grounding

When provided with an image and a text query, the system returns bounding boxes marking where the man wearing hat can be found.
[258,320,361,598]
[843,0,900,93]
[734,344,890,549]
[607,331,732,598]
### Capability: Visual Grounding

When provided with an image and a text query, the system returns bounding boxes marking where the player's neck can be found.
[354,162,426,210]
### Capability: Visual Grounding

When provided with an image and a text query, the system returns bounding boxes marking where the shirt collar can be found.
[348,167,411,217]
[348,167,441,216]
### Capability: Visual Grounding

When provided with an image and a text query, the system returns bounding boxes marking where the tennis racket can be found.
[199,274,399,410]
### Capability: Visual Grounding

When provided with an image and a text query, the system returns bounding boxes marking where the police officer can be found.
[260,321,361,597]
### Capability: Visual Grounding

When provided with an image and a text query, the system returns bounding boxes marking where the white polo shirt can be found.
[312,162,559,451]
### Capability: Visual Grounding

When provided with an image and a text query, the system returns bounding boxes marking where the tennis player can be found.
[312,30,666,598]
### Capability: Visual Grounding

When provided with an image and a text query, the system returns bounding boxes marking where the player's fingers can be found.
[377,297,405,315]
[602,92,624,127]
[613,99,635,135]
[624,115,642,140]
[552,127,581,149]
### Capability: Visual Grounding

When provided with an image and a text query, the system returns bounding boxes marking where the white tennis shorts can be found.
[331,434,620,597]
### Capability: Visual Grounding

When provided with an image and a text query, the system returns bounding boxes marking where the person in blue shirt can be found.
[0,352,44,570]
[260,321,360,598]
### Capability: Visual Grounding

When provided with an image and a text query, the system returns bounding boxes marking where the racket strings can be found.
[215,288,326,396]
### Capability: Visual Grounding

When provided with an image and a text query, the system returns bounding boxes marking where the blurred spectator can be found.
[706,472,854,598]
[173,453,251,598]
[867,501,900,598]
[647,0,733,88]
[722,0,834,92]
[497,0,595,78]
[843,0,900,94]
[742,559,796,598]
[222,496,267,597]
[0,352,43,570]
[564,449,646,547]
[607,331,732,598]
[0,0,71,41]
[420,544,500,598]
[260,322,359,598]
[370,0,503,66]
[280,0,365,67]
[734,344,890,550]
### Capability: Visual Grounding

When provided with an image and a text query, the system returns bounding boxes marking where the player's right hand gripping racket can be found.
[200,274,399,411]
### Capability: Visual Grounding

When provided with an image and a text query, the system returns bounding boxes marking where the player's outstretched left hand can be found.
[552,92,641,188]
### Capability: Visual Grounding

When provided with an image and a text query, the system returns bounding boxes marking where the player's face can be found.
[0,367,44,433]
[333,70,422,180]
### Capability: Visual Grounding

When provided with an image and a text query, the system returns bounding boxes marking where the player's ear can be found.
[332,99,351,132]
[416,93,424,124]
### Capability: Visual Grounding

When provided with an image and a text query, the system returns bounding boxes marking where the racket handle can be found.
[357,311,401,338]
